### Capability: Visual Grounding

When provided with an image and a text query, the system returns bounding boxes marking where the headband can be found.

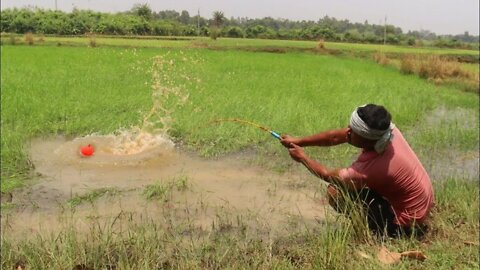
[350,105,395,153]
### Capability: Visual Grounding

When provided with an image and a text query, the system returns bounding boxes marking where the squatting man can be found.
[281,104,434,237]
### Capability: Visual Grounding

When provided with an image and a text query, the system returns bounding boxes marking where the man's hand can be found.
[280,135,299,148]
[288,143,307,163]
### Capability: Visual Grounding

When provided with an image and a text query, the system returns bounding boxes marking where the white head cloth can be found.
[350,105,395,153]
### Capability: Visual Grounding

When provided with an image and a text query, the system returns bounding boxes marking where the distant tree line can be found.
[1,5,478,48]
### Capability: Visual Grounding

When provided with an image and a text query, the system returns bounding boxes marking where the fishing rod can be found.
[209,118,322,179]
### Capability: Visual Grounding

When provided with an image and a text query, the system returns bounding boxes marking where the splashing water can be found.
[109,128,174,156]
[54,130,175,165]
[141,53,194,135]
[57,51,201,164]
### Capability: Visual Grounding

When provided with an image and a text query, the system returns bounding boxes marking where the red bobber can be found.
[80,144,94,156]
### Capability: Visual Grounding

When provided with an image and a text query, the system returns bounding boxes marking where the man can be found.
[281,104,434,237]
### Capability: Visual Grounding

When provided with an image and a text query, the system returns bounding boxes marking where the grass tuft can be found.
[418,55,471,80]
[8,34,17,45]
[143,182,171,201]
[209,27,220,40]
[392,54,479,93]
[86,32,97,47]
[400,55,416,74]
[143,175,190,201]
[373,51,389,65]
[317,39,325,49]
[67,188,120,208]
[24,32,34,45]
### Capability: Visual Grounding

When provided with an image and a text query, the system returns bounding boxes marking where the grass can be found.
[143,176,190,201]
[143,182,172,201]
[173,175,190,191]
[460,63,479,73]
[1,178,478,269]
[24,32,34,45]
[1,46,154,190]
[382,54,479,93]
[1,39,479,269]
[67,188,120,208]
[2,34,478,56]
[324,41,479,56]
[1,45,478,192]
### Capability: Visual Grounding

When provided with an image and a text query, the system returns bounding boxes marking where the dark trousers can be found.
[328,184,428,238]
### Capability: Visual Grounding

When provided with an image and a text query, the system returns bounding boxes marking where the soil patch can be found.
[2,136,329,238]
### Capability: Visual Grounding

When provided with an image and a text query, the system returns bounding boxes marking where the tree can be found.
[179,10,190,24]
[131,3,152,20]
[386,33,399,44]
[344,29,362,42]
[406,37,416,46]
[156,10,180,21]
[212,11,224,28]
[2,7,477,46]
[209,11,225,40]
[246,25,276,39]
[223,26,244,38]
[363,31,379,43]
[318,28,335,40]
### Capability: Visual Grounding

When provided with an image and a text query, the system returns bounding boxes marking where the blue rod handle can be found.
[270,131,281,140]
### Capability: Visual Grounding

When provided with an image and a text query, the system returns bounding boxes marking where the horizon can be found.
[1,0,479,36]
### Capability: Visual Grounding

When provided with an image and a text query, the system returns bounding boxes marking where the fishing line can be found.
[209,118,322,179]
[208,118,281,139]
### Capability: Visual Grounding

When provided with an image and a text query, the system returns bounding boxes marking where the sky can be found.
[1,0,478,35]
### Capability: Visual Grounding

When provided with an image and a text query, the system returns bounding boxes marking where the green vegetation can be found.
[1,37,478,269]
[1,178,478,269]
[1,44,478,191]
[375,53,478,93]
[67,188,120,208]
[2,35,479,57]
[173,175,190,191]
[143,176,190,201]
[143,182,171,201]
[1,7,478,48]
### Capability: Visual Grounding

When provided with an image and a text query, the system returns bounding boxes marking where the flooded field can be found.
[2,135,329,239]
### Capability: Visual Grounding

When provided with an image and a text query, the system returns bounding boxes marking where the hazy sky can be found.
[1,0,478,35]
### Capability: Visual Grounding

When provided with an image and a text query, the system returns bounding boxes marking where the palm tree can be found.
[131,3,152,20]
[212,11,224,28]
[210,11,225,40]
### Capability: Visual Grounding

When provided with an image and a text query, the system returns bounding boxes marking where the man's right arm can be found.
[281,128,349,148]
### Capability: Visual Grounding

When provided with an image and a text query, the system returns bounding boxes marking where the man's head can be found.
[347,104,394,152]
[357,104,391,131]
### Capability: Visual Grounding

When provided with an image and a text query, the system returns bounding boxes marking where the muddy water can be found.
[3,135,328,238]
[411,106,479,181]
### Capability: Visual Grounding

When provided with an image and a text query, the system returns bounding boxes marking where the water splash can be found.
[141,53,197,134]
[54,131,175,165]
[57,51,201,164]
[109,127,174,156]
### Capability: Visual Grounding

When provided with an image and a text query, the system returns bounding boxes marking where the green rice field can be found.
[1,39,479,269]
[3,34,479,56]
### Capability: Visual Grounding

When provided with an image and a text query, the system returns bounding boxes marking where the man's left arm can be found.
[288,143,361,190]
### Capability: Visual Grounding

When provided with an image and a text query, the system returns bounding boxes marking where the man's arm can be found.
[287,143,361,190]
[281,128,349,148]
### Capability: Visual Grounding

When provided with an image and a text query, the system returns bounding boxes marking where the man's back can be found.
[340,128,434,226]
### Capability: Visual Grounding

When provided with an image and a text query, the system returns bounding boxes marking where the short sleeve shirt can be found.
[339,128,434,226]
